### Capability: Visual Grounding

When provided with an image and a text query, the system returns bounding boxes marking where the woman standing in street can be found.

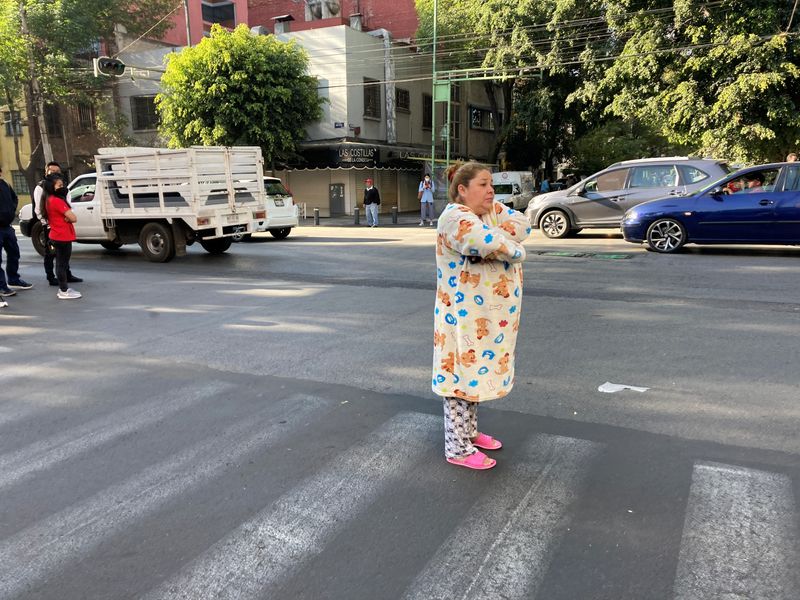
[433,162,530,470]
[42,174,81,300]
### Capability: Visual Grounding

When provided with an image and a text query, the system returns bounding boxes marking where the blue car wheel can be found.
[646,218,687,253]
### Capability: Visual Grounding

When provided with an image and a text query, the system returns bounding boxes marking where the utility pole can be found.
[18,3,53,163]
[429,0,437,179]
[183,0,192,46]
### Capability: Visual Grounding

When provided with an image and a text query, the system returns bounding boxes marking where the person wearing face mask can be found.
[41,174,81,299]
[33,162,82,286]
[432,162,531,470]
[418,173,436,226]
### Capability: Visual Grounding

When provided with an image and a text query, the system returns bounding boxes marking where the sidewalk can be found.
[296,211,437,228]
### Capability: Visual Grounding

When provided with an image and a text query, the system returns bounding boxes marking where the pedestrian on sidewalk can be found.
[363,178,380,227]
[41,174,81,300]
[33,162,82,286]
[432,161,530,470]
[0,165,33,299]
[418,173,436,226]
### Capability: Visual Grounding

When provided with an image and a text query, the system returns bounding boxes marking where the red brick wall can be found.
[248,0,419,39]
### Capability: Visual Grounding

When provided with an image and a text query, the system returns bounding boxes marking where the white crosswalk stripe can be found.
[142,412,440,600]
[2,400,799,600]
[402,435,602,600]
[0,395,330,600]
[0,381,233,491]
[672,461,800,600]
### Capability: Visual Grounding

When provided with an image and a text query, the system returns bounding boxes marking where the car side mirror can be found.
[708,186,724,197]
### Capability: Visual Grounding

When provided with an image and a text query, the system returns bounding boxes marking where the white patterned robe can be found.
[432,201,530,402]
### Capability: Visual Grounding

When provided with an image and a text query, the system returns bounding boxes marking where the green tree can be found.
[156,25,324,165]
[572,0,800,163]
[0,0,177,185]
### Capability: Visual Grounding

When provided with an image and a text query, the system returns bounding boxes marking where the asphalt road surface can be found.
[1,223,799,599]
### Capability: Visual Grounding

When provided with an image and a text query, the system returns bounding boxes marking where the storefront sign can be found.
[335,145,378,164]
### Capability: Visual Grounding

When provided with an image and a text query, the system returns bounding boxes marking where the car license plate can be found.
[225,214,238,223]
[273,199,284,207]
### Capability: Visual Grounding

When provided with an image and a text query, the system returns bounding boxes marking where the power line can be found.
[314,31,799,91]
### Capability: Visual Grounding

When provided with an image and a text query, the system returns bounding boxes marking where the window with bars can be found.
[130,96,159,131]
[422,94,432,129]
[363,78,381,119]
[76,104,96,131]
[3,111,23,137]
[45,105,62,137]
[11,171,29,195]
[396,88,410,112]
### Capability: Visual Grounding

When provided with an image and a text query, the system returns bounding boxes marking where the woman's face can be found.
[54,178,64,190]
[458,170,494,215]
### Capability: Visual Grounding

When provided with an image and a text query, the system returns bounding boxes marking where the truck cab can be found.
[491,171,536,210]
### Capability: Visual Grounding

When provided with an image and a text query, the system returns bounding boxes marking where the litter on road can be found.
[598,382,650,393]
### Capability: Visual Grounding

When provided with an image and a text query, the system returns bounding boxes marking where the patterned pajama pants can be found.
[443,397,478,458]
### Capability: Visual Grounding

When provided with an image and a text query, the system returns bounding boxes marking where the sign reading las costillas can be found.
[335,145,378,164]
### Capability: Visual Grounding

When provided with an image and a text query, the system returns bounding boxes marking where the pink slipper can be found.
[471,432,502,450]
[446,450,496,470]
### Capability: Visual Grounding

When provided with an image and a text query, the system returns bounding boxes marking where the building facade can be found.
[119,16,505,217]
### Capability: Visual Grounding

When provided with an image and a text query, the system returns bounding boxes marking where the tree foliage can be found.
[0,0,176,103]
[156,25,324,164]
[571,0,800,163]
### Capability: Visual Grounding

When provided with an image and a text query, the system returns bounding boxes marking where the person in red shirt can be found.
[41,174,81,299]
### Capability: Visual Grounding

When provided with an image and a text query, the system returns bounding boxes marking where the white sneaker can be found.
[419,221,425,226]
[0,297,7,308]
[57,288,82,300]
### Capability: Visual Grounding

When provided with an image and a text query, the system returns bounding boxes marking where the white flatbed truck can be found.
[18,146,267,262]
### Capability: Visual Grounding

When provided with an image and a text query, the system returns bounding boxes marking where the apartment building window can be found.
[202,0,236,29]
[422,94,432,129]
[45,105,62,137]
[76,104,96,131]
[450,107,461,152]
[450,82,461,103]
[470,106,502,131]
[396,88,410,112]
[3,111,23,137]
[130,96,159,131]
[363,78,381,119]
[11,171,29,195]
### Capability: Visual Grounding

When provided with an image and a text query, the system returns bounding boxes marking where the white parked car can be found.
[234,176,299,241]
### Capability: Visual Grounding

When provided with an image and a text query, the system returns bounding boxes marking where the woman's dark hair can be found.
[40,173,65,221]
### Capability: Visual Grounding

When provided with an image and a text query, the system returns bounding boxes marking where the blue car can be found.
[621,162,800,252]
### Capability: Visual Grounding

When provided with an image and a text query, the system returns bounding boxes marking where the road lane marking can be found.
[0,395,329,600]
[144,412,439,600]
[0,382,233,491]
[403,435,602,600]
[673,461,800,600]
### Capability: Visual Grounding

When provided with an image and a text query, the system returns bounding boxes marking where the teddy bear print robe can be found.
[432,201,530,402]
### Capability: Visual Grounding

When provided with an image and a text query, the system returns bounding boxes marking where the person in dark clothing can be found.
[363,177,381,227]
[33,162,82,286]
[0,166,33,299]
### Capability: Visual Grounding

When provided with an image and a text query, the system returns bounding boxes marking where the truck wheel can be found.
[269,227,291,240]
[30,221,47,257]
[138,222,175,262]
[199,237,233,255]
[100,241,123,251]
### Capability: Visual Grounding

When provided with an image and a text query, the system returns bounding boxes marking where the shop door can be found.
[329,184,345,216]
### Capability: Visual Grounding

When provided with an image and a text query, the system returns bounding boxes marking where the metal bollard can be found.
[313,207,320,225]
[354,207,360,225]
[391,206,398,224]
